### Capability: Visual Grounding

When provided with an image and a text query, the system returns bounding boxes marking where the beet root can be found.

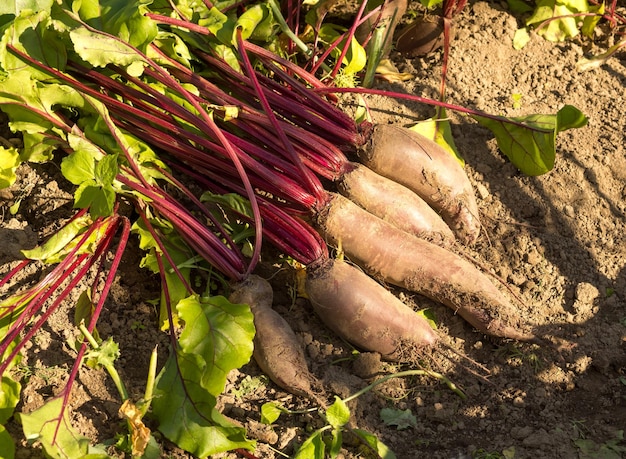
[358,124,481,245]
[338,162,455,247]
[230,275,319,399]
[305,257,438,360]
[316,194,537,342]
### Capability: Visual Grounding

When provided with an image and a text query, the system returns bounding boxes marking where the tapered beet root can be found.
[358,124,481,245]
[338,162,455,247]
[316,194,537,343]
[230,275,318,399]
[306,257,438,360]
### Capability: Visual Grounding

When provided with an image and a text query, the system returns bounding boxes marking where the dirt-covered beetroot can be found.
[229,275,318,399]
[338,162,455,247]
[305,257,438,360]
[358,124,481,245]
[316,194,537,342]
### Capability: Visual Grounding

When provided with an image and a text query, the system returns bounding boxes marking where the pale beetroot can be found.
[316,194,536,342]
[338,162,455,247]
[358,124,481,244]
[230,275,318,399]
[306,257,438,360]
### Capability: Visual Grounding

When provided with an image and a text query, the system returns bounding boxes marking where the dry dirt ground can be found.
[1,1,625,458]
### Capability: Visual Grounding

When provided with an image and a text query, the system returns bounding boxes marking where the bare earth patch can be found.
[1,1,625,458]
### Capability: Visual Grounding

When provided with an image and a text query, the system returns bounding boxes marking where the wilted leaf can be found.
[119,400,153,458]
[513,27,531,50]
[409,113,463,165]
[380,407,417,430]
[74,290,101,343]
[21,215,92,261]
[577,39,626,72]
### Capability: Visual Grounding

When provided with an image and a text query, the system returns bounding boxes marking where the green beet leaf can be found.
[176,294,255,396]
[473,105,587,176]
[260,402,283,425]
[20,132,64,163]
[151,294,255,456]
[526,0,589,42]
[0,424,15,459]
[0,10,67,78]
[70,0,158,51]
[74,182,116,217]
[61,149,98,186]
[69,27,146,77]
[293,430,325,459]
[61,147,118,217]
[326,396,350,429]
[0,146,20,188]
[19,397,108,459]
[0,376,21,424]
[152,351,255,456]
[0,0,54,17]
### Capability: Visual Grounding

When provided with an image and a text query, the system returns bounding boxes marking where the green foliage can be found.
[473,105,588,175]
[525,0,590,42]
[20,215,93,262]
[19,397,110,459]
[0,376,20,427]
[70,0,158,52]
[0,0,54,17]
[573,430,626,459]
[62,149,119,217]
[260,402,283,425]
[418,0,444,9]
[514,0,606,49]
[0,146,20,188]
[352,429,397,459]
[151,294,255,457]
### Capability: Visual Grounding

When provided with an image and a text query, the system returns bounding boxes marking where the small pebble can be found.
[564,205,575,217]
[475,183,490,200]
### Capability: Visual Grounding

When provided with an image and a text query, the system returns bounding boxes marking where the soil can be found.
[1,1,626,458]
